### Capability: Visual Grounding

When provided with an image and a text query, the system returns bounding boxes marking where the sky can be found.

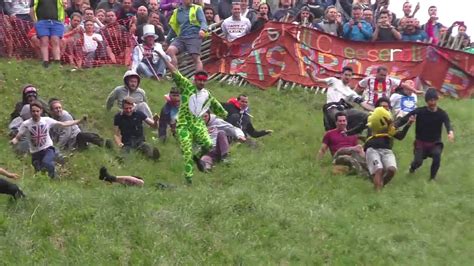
[390,0,473,37]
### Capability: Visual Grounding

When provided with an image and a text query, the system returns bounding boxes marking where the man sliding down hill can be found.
[0,167,25,199]
[155,44,227,184]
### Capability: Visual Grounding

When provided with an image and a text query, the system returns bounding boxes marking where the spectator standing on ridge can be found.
[401,16,427,42]
[273,0,293,22]
[165,0,208,71]
[362,7,374,29]
[113,97,160,160]
[96,0,121,12]
[30,0,67,68]
[316,5,342,37]
[148,0,169,32]
[342,5,373,41]
[4,0,31,21]
[395,1,419,27]
[83,7,103,32]
[292,6,315,28]
[135,11,165,43]
[204,6,219,25]
[160,0,180,18]
[66,0,83,17]
[239,0,257,25]
[372,10,401,41]
[49,98,112,151]
[251,2,272,32]
[390,80,418,120]
[398,88,454,181]
[80,19,117,68]
[422,5,443,44]
[221,3,251,42]
[106,70,153,118]
[102,10,131,66]
[217,0,232,20]
[116,0,136,21]
[10,101,86,179]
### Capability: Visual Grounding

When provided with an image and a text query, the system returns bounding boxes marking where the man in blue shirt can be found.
[342,5,373,41]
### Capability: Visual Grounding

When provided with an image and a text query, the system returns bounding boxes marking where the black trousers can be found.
[0,178,21,197]
[75,132,104,149]
[411,142,443,179]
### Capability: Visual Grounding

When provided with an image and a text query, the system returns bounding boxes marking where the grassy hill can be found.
[0,59,473,264]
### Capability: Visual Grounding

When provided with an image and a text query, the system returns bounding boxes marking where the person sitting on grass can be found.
[317,112,368,177]
[223,94,273,141]
[158,87,180,142]
[10,101,86,179]
[0,167,25,199]
[113,97,160,160]
[99,166,144,186]
[49,98,112,151]
[199,110,246,172]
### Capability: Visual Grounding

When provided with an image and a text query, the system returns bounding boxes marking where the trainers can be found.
[193,155,205,172]
[14,189,26,200]
[408,167,415,174]
[42,61,49,68]
[155,182,176,190]
[104,139,114,149]
[99,166,108,181]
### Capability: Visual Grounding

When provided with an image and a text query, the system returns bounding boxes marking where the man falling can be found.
[156,45,227,184]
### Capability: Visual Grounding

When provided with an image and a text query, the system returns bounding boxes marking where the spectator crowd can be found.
[0,0,473,70]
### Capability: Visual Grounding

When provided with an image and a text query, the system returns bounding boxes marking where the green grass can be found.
[0,59,473,264]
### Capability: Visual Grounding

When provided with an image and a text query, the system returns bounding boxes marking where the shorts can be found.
[366,148,397,175]
[170,36,202,55]
[35,20,65,38]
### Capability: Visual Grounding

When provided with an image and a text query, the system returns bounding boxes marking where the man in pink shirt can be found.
[317,112,367,176]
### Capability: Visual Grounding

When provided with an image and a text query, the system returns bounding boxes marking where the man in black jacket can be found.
[398,88,454,181]
[222,94,272,139]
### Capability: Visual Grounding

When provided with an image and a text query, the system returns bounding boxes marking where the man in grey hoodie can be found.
[49,99,112,151]
[200,110,246,171]
[105,70,153,118]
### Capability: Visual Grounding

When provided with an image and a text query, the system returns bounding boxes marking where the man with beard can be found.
[401,16,427,42]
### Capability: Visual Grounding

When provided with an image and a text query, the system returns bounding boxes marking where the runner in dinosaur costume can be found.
[156,44,227,184]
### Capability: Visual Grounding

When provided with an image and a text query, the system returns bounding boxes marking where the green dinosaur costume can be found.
[172,71,227,183]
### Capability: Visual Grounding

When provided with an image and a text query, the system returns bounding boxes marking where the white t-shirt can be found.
[83,33,103,53]
[390,93,417,117]
[18,117,58,153]
[323,77,360,103]
[189,89,211,117]
[358,76,401,105]
[221,16,252,42]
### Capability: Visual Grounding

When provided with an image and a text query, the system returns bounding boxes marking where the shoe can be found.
[408,167,415,174]
[104,139,114,149]
[42,61,49,68]
[185,176,192,185]
[13,189,25,200]
[155,182,176,190]
[193,155,205,172]
[99,166,108,181]
[152,148,161,160]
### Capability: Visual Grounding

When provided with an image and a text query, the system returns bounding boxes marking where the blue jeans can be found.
[136,59,166,78]
[31,146,56,178]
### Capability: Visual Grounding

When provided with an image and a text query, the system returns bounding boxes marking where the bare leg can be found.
[372,168,384,191]
[166,45,179,68]
[192,54,203,71]
[40,36,50,62]
[383,167,396,186]
[50,36,61,61]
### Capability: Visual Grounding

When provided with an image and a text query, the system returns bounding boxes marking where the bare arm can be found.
[0,167,19,179]
[144,114,159,129]
[372,25,380,41]
[317,143,329,160]
[56,117,84,128]
[114,126,123,147]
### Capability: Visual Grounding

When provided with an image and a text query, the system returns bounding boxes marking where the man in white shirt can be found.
[10,101,85,179]
[309,66,371,131]
[221,3,251,42]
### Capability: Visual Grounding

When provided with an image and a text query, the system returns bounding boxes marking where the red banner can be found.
[205,22,474,98]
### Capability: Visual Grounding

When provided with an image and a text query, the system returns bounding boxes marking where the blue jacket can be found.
[343,20,373,41]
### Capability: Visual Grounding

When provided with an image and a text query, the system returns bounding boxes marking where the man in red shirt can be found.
[318,112,367,176]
